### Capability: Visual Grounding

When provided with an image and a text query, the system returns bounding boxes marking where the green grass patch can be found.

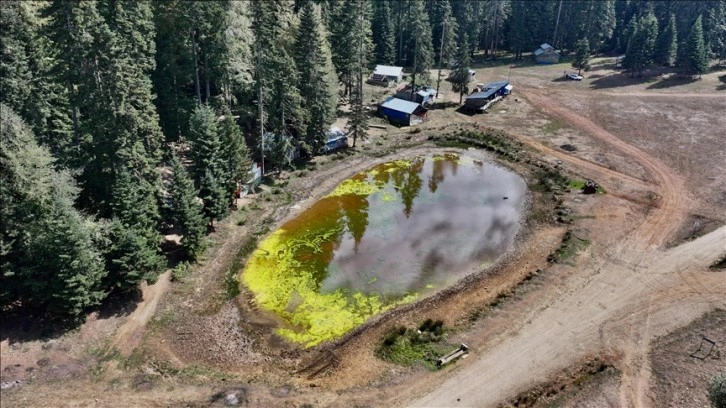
[548,230,590,264]
[376,320,456,370]
[568,179,606,194]
[541,119,564,135]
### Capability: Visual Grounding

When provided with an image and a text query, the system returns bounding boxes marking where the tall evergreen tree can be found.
[152,0,196,141]
[104,167,165,292]
[371,0,396,65]
[187,105,228,226]
[655,13,678,66]
[218,106,251,199]
[345,0,372,148]
[188,104,223,183]
[431,0,458,68]
[451,39,472,104]
[0,2,74,163]
[680,15,709,78]
[294,2,338,154]
[168,154,207,260]
[623,13,658,77]
[408,0,434,99]
[572,37,591,75]
[199,168,229,228]
[0,105,106,320]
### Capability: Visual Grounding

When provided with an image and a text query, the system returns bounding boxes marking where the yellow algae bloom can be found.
[381,191,396,202]
[326,178,379,198]
[243,228,417,347]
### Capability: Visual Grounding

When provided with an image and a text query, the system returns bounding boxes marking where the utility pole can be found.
[435,20,446,106]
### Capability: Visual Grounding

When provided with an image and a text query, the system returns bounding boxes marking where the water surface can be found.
[242,153,526,346]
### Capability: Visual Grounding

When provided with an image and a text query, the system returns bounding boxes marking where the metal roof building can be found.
[534,43,560,64]
[465,81,511,110]
[378,97,428,126]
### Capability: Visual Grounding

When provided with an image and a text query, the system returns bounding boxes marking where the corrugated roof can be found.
[485,81,509,89]
[467,89,498,100]
[380,97,424,114]
[535,43,559,56]
[373,65,403,77]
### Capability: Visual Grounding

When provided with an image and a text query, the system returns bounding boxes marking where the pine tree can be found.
[152,0,196,141]
[294,2,338,154]
[506,1,531,59]
[199,168,229,228]
[680,15,709,78]
[572,38,591,75]
[705,2,726,65]
[105,167,165,292]
[431,0,458,68]
[218,106,251,199]
[623,13,658,77]
[225,0,255,106]
[655,13,678,66]
[585,0,616,54]
[0,105,106,321]
[188,104,223,183]
[408,0,434,98]
[344,0,372,148]
[451,39,472,104]
[188,105,228,226]
[372,0,396,65]
[251,0,304,151]
[169,154,207,260]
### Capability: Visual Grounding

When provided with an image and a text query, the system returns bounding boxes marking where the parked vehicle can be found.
[566,72,583,81]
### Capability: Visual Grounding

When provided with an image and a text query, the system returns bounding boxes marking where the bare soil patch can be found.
[650,309,726,408]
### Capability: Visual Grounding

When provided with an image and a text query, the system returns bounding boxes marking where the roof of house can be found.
[534,43,559,56]
[373,65,403,77]
[467,81,510,100]
[380,97,426,114]
[484,81,509,90]
[467,89,499,100]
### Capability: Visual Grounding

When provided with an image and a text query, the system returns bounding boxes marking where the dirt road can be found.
[409,89,724,408]
[111,271,171,356]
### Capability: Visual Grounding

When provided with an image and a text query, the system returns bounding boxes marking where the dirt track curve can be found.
[408,88,725,408]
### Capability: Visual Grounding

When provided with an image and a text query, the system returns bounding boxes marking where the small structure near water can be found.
[378,97,429,126]
[465,81,512,111]
[436,343,469,367]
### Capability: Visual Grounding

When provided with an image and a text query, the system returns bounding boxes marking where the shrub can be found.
[709,373,726,408]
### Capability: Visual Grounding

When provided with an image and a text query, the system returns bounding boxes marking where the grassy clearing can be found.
[376,319,456,370]
[548,230,590,264]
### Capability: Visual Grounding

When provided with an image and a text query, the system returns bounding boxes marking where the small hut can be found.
[534,43,560,64]
[367,65,404,86]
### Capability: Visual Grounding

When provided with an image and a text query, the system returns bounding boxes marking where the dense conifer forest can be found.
[1,0,724,322]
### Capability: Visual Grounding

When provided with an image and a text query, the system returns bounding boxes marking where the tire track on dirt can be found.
[520,88,690,407]
[520,88,687,249]
[409,88,714,408]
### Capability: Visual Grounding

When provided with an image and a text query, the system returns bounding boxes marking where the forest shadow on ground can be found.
[1,289,142,344]
[646,76,699,89]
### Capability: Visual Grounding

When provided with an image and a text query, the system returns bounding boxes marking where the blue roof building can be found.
[465,81,511,110]
[378,97,429,126]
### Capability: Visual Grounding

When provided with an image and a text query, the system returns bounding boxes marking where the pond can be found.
[241,153,526,347]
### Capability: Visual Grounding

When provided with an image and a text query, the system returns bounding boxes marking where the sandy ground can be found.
[2,58,725,408]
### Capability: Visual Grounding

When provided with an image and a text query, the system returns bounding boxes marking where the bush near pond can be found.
[377,319,455,370]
